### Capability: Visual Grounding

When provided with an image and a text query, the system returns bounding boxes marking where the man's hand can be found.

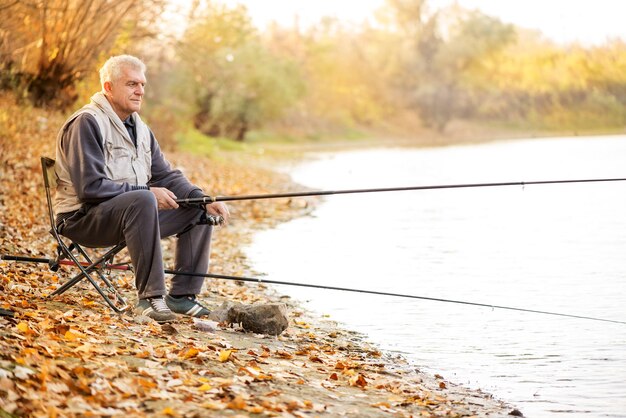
[206,202,230,225]
[150,187,178,210]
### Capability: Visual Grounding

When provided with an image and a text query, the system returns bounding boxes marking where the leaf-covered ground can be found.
[0,94,514,417]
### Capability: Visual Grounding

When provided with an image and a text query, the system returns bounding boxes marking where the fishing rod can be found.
[164,270,626,325]
[174,176,626,204]
[2,254,624,325]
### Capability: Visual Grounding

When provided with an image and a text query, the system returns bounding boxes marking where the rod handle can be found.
[175,196,215,205]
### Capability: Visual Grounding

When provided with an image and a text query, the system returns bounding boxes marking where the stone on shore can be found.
[211,301,289,335]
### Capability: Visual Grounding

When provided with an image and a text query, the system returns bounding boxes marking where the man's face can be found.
[105,65,146,120]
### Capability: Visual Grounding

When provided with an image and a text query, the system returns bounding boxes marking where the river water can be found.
[245,135,626,417]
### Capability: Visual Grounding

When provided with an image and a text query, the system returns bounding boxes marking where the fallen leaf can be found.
[16,322,32,335]
[226,396,247,410]
[47,381,70,394]
[75,343,94,353]
[197,383,212,391]
[162,407,179,416]
[201,401,226,411]
[335,361,348,370]
[180,347,200,359]
[219,349,232,362]
[264,389,281,397]
[135,377,157,389]
[274,350,293,359]
[349,373,367,388]
[47,322,67,336]
[64,330,83,341]
[166,379,183,388]
[13,366,35,380]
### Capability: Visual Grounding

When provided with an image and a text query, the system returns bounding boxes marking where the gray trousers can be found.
[59,190,213,299]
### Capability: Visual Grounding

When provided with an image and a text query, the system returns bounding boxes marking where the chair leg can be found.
[74,244,129,298]
[50,242,129,313]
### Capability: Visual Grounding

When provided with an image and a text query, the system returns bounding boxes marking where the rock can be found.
[509,409,524,416]
[211,302,289,335]
[192,318,218,333]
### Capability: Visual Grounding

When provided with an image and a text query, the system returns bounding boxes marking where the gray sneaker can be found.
[165,295,210,317]
[135,297,177,323]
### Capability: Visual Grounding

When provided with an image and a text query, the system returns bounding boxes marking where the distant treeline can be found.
[1,0,625,142]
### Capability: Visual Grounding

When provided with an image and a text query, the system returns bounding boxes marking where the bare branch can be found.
[0,0,19,12]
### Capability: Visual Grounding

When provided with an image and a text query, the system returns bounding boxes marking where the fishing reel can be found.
[199,212,224,226]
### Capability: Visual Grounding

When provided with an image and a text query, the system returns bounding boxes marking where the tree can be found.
[0,0,165,108]
[377,0,515,131]
[476,37,626,129]
[178,2,304,140]
[416,9,515,130]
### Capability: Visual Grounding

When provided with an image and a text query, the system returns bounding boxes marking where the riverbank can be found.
[0,149,518,417]
[0,95,520,416]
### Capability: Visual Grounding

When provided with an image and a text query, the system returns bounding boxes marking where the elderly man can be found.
[54,55,229,322]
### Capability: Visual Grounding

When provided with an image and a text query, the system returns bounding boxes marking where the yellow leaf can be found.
[48,47,59,61]
[64,330,80,341]
[16,322,29,333]
[162,407,178,416]
[294,320,310,329]
[180,347,199,359]
[218,349,232,362]
[198,383,212,391]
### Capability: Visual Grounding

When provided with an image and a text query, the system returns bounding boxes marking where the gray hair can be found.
[99,55,146,88]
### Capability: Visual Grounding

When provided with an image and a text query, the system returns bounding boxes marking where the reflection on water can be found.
[245,136,626,417]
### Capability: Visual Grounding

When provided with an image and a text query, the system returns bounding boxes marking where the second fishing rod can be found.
[2,254,624,325]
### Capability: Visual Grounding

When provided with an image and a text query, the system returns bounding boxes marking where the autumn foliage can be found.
[2,0,625,143]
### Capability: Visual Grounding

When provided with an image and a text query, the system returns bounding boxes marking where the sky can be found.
[221,0,626,45]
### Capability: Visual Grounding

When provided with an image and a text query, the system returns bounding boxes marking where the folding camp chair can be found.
[41,156,129,313]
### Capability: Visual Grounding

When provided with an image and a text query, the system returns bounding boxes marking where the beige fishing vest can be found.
[54,93,152,214]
